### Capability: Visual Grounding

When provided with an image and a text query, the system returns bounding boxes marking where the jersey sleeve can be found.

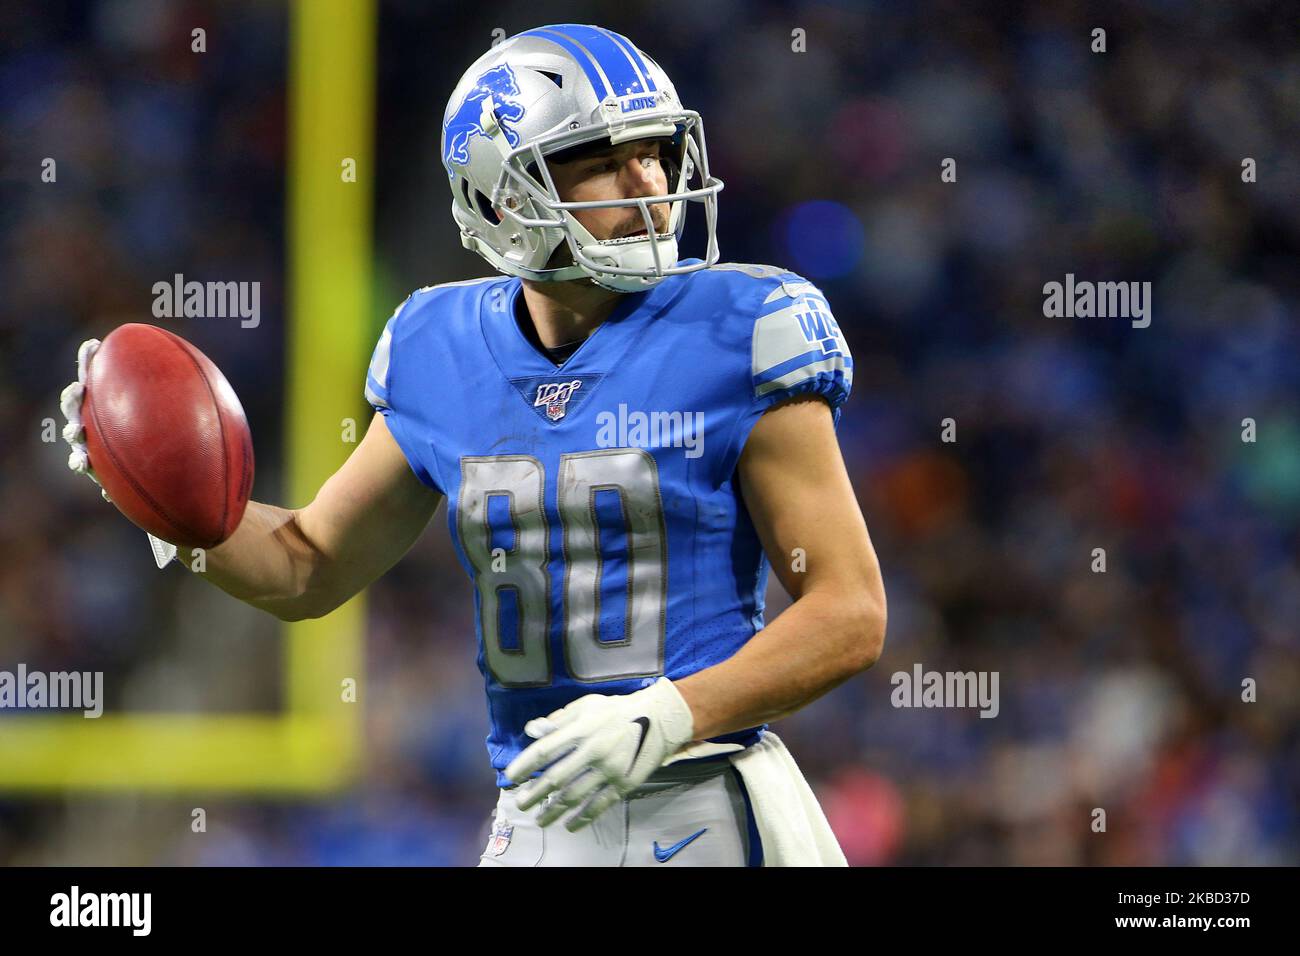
[718,274,854,481]
[364,294,442,494]
[750,276,852,416]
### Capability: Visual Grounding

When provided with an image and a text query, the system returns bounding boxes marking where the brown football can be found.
[81,323,254,549]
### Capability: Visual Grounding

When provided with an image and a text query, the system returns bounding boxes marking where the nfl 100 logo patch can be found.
[486,818,514,857]
[534,379,582,421]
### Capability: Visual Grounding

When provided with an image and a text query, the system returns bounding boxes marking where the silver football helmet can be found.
[440,24,724,293]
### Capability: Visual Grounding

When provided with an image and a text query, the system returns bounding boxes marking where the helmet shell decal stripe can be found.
[596,27,658,93]
[547,24,651,96]
[519,27,613,99]
[521,24,651,98]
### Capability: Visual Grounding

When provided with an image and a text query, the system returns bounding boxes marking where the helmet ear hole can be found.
[473,187,497,222]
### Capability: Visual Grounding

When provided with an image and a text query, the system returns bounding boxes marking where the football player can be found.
[61,24,886,866]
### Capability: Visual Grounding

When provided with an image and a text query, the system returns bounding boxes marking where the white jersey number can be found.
[457,449,667,687]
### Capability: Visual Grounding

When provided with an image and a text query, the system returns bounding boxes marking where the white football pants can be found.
[476,755,762,867]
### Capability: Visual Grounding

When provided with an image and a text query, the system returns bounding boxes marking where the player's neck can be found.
[518,277,623,350]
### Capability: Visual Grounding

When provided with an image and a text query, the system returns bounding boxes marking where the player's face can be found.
[547,138,670,240]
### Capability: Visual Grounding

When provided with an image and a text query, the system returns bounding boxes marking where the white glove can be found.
[60,338,109,501]
[503,677,696,831]
[60,337,178,569]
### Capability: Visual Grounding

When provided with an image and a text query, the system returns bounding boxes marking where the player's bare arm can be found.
[674,395,887,741]
[175,413,442,622]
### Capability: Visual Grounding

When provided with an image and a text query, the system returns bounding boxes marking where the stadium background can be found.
[1,0,1297,864]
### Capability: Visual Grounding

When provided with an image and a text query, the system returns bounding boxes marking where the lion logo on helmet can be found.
[443,63,527,180]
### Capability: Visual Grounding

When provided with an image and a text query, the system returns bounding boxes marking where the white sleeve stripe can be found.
[365,378,389,409]
[416,275,499,291]
[752,299,844,375]
[710,262,790,280]
[754,357,853,397]
[368,325,393,389]
[761,280,822,307]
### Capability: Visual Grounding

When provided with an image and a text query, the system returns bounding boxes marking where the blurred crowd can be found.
[1,0,1296,865]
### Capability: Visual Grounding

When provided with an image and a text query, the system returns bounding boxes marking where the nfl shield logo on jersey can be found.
[534,379,582,421]
[486,818,514,857]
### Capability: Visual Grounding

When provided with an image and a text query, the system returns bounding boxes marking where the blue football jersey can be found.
[365,258,853,786]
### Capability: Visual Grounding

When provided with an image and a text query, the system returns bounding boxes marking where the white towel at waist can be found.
[728,729,846,866]
[661,730,847,866]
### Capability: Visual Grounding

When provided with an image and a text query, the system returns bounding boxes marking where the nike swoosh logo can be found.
[628,716,651,774]
[654,828,708,863]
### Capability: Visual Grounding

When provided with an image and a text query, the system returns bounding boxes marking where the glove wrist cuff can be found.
[653,677,696,749]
